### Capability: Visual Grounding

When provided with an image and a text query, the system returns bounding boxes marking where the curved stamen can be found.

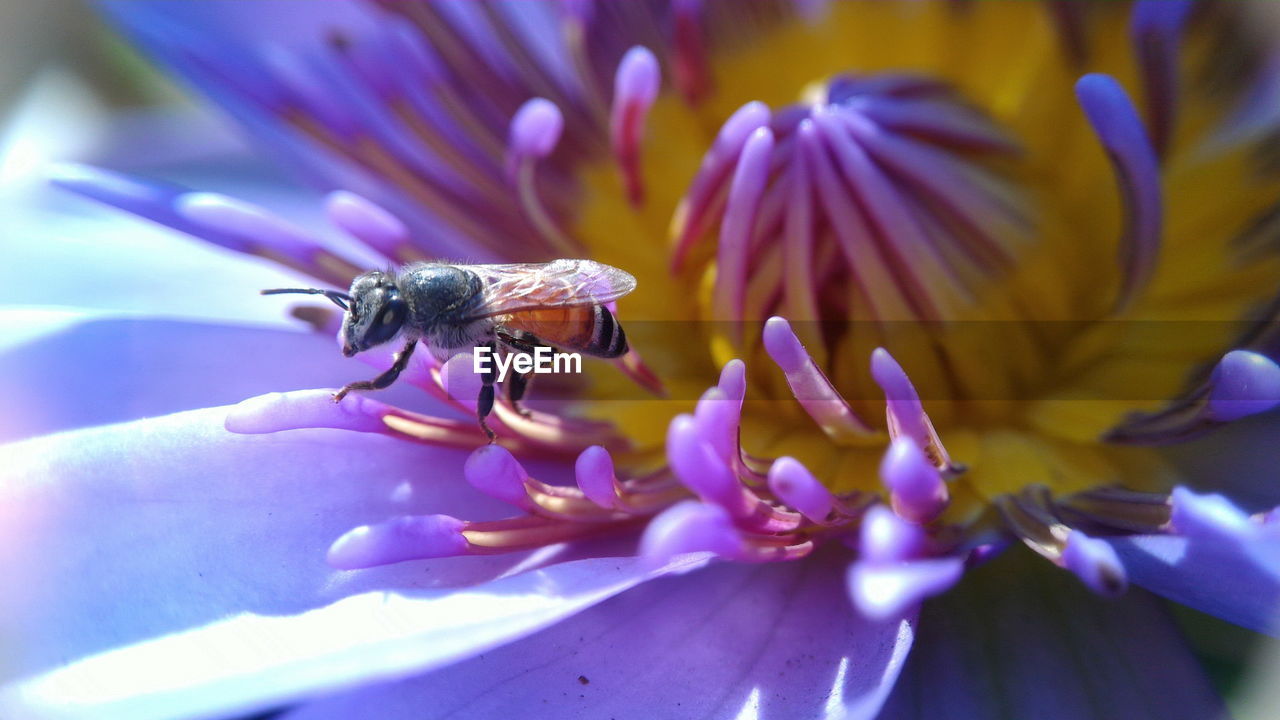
[846,506,964,619]
[767,457,836,524]
[672,0,712,104]
[880,437,949,524]
[762,317,878,440]
[1076,73,1163,313]
[714,126,775,325]
[1104,349,1280,444]
[870,348,956,472]
[640,501,813,565]
[670,101,771,271]
[666,415,753,518]
[507,97,581,256]
[610,46,660,207]
[325,190,421,264]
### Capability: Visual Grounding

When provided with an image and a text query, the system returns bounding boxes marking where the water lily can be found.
[4,1,1280,718]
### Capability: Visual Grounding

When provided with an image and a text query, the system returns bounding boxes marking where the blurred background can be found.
[0,0,391,444]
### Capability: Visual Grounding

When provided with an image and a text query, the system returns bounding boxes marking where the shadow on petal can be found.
[878,547,1223,720]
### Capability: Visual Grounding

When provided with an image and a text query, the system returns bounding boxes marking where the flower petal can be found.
[1108,488,1280,635]
[878,548,1223,719]
[275,551,915,720]
[0,185,311,325]
[0,314,429,443]
[0,407,693,719]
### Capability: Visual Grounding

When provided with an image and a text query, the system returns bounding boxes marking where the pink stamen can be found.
[714,126,775,325]
[671,101,771,271]
[672,0,712,104]
[870,348,955,471]
[610,46,660,207]
[880,437,949,523]
[763,317,877,440]
[464,444,538,511]
[324,190,416,263]
[507,97,564,165]
[666,415,752,517]
[575,445,622,509]
[327,514,470,569]
[694,387,739,464]
[1061,529,1128,596]
[767,456,836,523]
[507,97,580,256]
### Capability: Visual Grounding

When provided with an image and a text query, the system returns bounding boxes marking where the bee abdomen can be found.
[589,304,628,358]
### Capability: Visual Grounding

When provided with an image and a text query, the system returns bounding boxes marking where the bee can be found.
[262,259,636,440]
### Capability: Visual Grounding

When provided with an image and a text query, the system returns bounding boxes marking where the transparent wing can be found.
[466,259,637,318]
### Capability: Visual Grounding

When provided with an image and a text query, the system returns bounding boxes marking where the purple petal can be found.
[274,553,916,720]
[0,407,703,719]
[878,548,1224,719]
[1109,488,1280,634]
[0,316,430,444]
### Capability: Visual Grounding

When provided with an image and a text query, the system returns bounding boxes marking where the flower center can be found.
[566,6,1280,520]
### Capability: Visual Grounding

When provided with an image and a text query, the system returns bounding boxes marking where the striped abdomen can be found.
[501,304,627,358]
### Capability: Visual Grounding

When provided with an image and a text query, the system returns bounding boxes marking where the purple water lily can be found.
[4,1,1280,718]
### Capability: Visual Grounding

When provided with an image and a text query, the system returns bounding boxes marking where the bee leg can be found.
[334,339,417,402]
[477,341,498,442]
[506,369,534,418]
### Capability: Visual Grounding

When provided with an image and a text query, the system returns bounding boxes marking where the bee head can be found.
[341,271,408,356]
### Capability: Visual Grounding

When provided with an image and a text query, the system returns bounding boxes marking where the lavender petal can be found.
[1109,488,1280,634]
[276,553,916,720]
[0,407,701,719]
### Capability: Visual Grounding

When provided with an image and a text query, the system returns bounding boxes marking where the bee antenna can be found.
[261,287,352,311]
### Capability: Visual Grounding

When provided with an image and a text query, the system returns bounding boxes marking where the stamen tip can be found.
[639,501,743,564]
[767,456,834,523]
[881,438,948,523]
[1062,530,1128,597]
[327,514,469,569]
[763,316,807,373]
[225,389,388,434]
[509,97,564,160]
[859,504,928,563]
[575,445,619,509]
[1207,350,1280,422]
[464,444,532,509]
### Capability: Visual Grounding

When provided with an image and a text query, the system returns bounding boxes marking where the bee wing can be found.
[466,259,637,318]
